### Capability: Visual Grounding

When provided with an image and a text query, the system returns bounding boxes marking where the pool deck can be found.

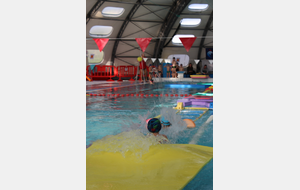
[86,78,213,92]
[152,78,213,83]
[86,81,146,92]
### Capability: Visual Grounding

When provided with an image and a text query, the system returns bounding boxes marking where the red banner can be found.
[135,38,152,52]
[93,38,109,52]
[179,37,197,52]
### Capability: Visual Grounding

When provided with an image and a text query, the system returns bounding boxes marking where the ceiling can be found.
[86,0,213,66]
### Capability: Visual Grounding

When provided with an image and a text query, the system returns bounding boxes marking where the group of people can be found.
[139,55,209,81]
[139,53,163,84]
[163,57,182,78]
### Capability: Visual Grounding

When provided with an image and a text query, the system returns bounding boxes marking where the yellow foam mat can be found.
[87,143,213,190]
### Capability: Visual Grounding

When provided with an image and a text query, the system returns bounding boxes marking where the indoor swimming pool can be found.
[86,81,213,190]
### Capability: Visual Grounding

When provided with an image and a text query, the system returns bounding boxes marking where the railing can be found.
[117,66,138,82]
[86,65,118,81]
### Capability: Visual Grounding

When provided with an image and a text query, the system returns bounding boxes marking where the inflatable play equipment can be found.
[197,82,213,86]
[87,142,213,190]
[183,119,196,128]
[137,57,142,62]
[190,75,209,79]
[176,97,213,108]
[166,84,212,89]
[193,92,213,96]
[174,102,184,110]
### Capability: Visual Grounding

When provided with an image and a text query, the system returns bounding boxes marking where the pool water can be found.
[86,81,213,190]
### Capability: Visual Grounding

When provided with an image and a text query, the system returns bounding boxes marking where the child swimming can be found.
[147,118,168,142]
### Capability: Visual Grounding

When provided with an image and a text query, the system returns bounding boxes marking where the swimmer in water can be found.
[147,118,167,142]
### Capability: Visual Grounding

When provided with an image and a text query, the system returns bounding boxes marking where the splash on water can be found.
[87,129,168,159]
[87,90,204,157]
[158,107,188,143]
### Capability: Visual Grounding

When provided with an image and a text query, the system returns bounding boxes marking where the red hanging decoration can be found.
[179,37,197,52]
[93,38,109,52]
[135,38,152,52]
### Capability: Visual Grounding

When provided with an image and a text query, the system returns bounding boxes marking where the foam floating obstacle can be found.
[87,143,213,190]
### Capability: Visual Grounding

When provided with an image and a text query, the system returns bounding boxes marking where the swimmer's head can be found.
[147,118,161,133]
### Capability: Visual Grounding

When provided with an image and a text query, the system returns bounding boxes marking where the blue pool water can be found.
[86,81,213,189]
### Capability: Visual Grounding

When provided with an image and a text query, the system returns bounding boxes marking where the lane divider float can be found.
[87,93,193,98]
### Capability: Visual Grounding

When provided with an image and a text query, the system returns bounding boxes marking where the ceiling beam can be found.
[111,0,147,68]
[117,41,153,56]
[180,13,211,16]
[86,0,105,25]
[152,0,192,58]
[86,38,159,42]
[116,56,142,58]
[142,5,164,20]
[122,23,161,38]
[101,0,171,7]
[198,11,213,59]
[89,17,164,23]
[132,7,169,19]
[164,46,199,48]
[171,28,205,30]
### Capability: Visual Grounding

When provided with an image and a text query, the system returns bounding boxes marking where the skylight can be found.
[172,34,196,45]
[188,4,209,11]
[102,7,125,17]
[89,25,113,37]
[180,18,201,27]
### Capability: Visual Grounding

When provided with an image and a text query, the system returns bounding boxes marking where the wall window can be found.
[102,7,125,17]
[87,49,104,64]
[167,54,190,67]
[180,18,201,27]
[172,34,195,45]
[89,25,113,37]
[188,4,209,11]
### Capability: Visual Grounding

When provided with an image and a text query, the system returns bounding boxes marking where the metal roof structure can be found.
[86,0,213,67]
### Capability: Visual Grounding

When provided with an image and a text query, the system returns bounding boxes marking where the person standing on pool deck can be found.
[175,62,179,78]
[158,63,163,77]
[179,64,184,71]
[139,53,148,81]
[164,63,171,78]
[148,64,153,81]
[171,57,177,78]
